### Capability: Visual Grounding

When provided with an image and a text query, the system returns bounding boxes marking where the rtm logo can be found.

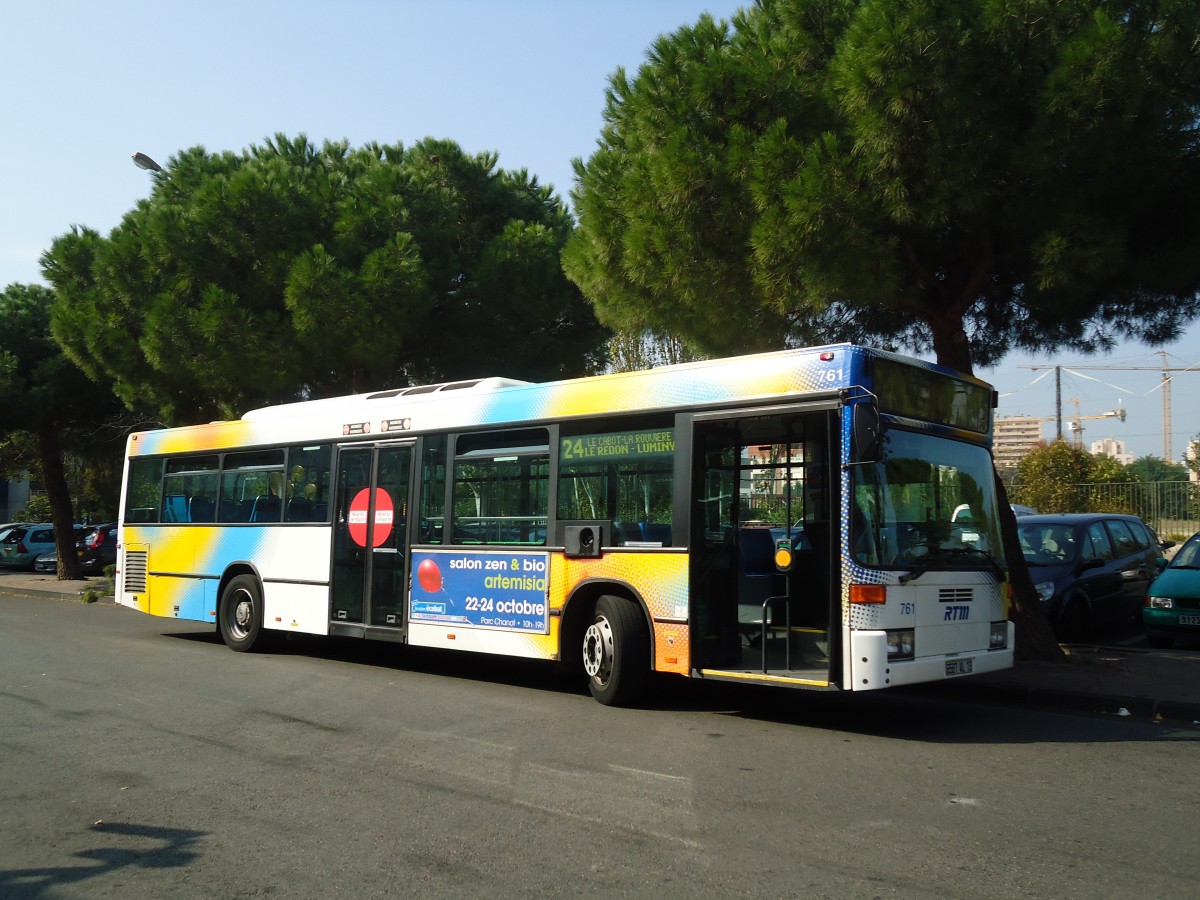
[944,605,970,621]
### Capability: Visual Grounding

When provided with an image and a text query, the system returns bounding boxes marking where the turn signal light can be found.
[850,584,886,604]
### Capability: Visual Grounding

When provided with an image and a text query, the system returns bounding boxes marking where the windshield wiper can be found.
[899,564,929,585]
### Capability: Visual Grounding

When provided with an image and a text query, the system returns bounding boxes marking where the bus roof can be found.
[127,344,989,457]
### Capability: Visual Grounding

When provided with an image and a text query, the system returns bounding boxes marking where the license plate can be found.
[945,659,974,677]
[1180,615,1200,626]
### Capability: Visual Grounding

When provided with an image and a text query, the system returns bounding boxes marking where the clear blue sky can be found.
[2,0,1197,460]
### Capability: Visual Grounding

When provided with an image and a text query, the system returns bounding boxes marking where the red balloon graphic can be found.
[417,558,442,593]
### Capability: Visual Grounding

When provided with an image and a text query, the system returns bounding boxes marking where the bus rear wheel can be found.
[582,595,648,706]
[218,574,268,652]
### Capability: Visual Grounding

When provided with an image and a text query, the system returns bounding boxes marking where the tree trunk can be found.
[928,314,974,375]
[995,473,1065,661]
[37,422,84,581]
[925,303,1064,662]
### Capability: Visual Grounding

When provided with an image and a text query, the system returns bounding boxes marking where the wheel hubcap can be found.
[582,615,614,682]
[230,589,254,638]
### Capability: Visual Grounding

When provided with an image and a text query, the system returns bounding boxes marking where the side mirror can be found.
[1155,557,1169,572]
[852,401,881,463]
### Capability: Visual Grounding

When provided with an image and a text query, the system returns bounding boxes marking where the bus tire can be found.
[218,574,268,652]
[582,595,649,706]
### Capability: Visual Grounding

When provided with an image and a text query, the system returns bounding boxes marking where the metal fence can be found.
[1064,481,1200,541]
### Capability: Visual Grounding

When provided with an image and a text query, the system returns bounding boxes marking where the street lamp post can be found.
[131,152,163,173]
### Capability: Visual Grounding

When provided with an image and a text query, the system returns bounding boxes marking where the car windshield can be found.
[1168,535,1200,569]
[852,429,1005,571]
[1018,523,1080,566]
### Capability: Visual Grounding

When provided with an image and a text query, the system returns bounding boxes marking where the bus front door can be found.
[330,444,413,634]
[690,410,837,685]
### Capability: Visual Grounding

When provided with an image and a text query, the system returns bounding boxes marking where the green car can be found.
[1144,531,1200,649]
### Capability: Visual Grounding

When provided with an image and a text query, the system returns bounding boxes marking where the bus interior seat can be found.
[164,495,189,522]
[641,523,672,545]
[250,495,281,522]
[188,497,216,522]
[286,498,313,522]
[613,522,644,545]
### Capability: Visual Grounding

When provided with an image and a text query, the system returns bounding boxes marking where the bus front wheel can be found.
[582,595,648,706]
[218,574,268,652]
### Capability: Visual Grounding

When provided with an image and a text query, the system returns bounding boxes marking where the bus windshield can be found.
[852,429,1005,572]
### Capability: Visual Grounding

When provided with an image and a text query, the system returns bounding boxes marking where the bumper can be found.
[1143,608,1200,639]
[850,622,1016,691]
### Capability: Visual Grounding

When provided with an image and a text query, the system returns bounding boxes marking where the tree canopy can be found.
[44,136,607,424]
[1126,454,1190,483]
[1011,440,1127,512]
[564,0,1200,374]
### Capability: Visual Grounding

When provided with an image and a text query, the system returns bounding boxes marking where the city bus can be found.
[116,344,1014,705]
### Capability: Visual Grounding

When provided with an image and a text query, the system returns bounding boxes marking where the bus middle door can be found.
[331,443,413,634]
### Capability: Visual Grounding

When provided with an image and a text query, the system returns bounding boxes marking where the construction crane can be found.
[999,402,1126,449]
[1064,397,1127,448]
[1020,352,1200,459]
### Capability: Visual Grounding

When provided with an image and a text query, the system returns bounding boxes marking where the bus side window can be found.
[452,429,549,546]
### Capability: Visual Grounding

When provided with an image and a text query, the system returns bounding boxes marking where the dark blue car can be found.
[1018,513,1164,640]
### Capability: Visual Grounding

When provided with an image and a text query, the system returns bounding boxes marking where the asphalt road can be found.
[1,594,1197,899]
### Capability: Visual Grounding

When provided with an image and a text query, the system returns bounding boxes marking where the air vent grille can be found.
[939,587,974,603]
[124,551,148,594]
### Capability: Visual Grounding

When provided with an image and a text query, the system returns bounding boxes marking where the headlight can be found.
[1148,596,1174,610]
[886,629,915,660]
[990,621,1008,649]
[1034,581,1055,602]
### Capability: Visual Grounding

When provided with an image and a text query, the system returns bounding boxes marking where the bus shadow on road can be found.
[654,678,1200,745]
[158,628,1199,745]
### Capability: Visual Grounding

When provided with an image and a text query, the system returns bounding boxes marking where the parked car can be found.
[76,522,118,574]
[0,524,59,570]
[33,549,59,573]
[1143,530,1200,648]
[1146,524,1177,555]
[1017,513,1164,640]
[1011,504,1039,517]
[0,522,31,546]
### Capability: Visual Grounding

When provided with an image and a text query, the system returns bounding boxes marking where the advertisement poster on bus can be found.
[409,549,550,634]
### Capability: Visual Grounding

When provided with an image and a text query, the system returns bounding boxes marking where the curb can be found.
[0,586,115,605]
